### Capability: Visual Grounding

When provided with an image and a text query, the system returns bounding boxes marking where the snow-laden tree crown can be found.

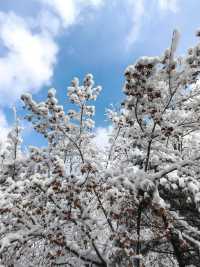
[1,30,200,267]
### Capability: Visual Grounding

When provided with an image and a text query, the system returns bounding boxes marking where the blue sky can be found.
[0,0,200,147]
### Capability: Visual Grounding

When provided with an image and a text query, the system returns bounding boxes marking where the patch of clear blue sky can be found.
[1,0,200,147]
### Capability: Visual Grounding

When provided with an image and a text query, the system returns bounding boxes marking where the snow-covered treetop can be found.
[1,31,200,267]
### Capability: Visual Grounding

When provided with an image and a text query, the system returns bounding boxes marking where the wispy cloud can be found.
[125,0,180,49]
[40,0,79,28]
[40,0,104,29]
[158,0,179,13]
[125,0,145,50]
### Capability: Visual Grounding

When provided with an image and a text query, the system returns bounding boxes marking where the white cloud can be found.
[0,0,104,106]
[126,0,145,49]
[158,0,179,12]
[0,110,10,142]
[39,0,104,30]
[0,12,58,105]
[40,0,78,28]
[93,126,112,150]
